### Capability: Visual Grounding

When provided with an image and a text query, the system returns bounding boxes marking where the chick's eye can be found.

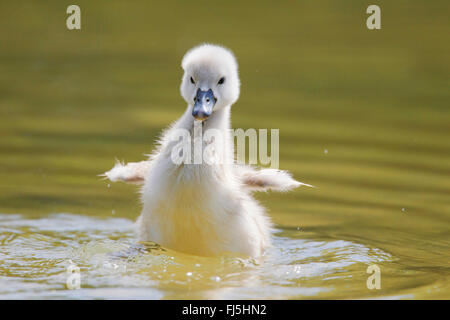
[190,77,195,84]
[218,77,225,85]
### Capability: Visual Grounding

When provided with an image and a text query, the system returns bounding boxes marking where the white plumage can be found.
[105,44,311,257]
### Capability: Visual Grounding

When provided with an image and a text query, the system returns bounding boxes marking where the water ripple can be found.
[0,213,393,299]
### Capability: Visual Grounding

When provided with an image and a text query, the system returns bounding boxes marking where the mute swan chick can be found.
[105,44,311,257]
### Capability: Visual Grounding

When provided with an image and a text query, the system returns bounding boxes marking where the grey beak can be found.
[192,89,216,121]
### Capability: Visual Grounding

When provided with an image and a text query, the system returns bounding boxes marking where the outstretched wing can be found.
[236,165,313,192]
[102,160,152,184]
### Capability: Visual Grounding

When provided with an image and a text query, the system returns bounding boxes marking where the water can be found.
[0,1,449,299]
[0,213,395,299]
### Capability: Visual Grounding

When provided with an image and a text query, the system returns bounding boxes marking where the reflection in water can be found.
[0,213,393,299]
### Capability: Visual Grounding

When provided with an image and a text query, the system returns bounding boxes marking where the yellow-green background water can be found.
[0,1,449,299]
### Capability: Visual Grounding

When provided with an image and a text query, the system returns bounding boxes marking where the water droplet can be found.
[186,272,193,277]
[324,149,328,154]
[210,276,221,282]
[402,208,406,212]
[195,263,201,267]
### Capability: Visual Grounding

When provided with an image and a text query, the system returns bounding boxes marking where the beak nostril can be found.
[192,89,216,119]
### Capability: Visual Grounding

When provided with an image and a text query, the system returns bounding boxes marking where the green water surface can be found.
[0,1,449,299]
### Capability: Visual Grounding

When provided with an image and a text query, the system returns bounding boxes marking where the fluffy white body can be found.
[105,44,311,257]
